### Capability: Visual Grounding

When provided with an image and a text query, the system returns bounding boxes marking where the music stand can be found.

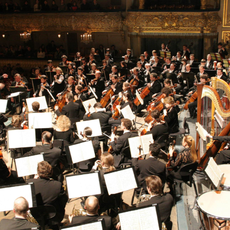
[45,71,55,84]
[30,78,40,93]
[204,69,216,78]
[119,204,161,230]
[60,66,68,74]
[210,52,217,60]
[181,72,194,88]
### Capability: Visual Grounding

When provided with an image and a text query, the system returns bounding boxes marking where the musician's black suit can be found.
[72,215,112,230]
[27,144,61,167]
[90,78,105,100]
[110,131,138,166]
[139,193,173,226]
[27,177,67,224]
[83,111,112,130]
[0,217,39,230]
[56,101,80,124]
[34,83,50,102]
[132,156,166,189]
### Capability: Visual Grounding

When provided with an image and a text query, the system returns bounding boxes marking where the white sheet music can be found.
[7,92,22,98]
[8,129,36,149]
[205,157,224,188]
[82,98,97,114]
[214,110,224,129]
[196,122,209,141]
[135,90,144,105]
[66,172,101,199]
[63,221,103,230]
[28,112,52,129]
[76,119,102,137]
[119,206,160,230]
[69,141,95,164]
[128,134,153,158]
[26,96,48,112]
[15,154,44,177]
[0,99,8,113]
[0,184,34,212]
[104,168,137,195]
[121,105,135,121]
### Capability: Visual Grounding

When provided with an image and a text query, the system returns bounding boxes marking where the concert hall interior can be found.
[1,0,230,230]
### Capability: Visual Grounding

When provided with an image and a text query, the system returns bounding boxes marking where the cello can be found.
[183,91,198,110]
[134,86,150,106]
[130,77,139,95]
[100,87,114,108]
[54,91,67,112]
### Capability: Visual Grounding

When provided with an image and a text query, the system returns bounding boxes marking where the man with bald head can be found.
[70,196,112,230]
[0,197,39,230]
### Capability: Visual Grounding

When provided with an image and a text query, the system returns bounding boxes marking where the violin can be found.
[166,140,177,170]
[145,103,164,123]
[184,91,197,110]
[134,86,150,106]
[147,93,166,112]
[54,91,67,112]
[100,87,115,108]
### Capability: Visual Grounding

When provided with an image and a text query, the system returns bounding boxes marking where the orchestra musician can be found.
[89,70,105,100]
[181,44,190,60]
[80,57,89,74]
[59,54,68,67]
[76,67,88,88]
[65,63,76,79]
[103,75,122,96]
[57,76,76,97]
[217,42,228,59]
[51,67,66,98]
[44,60,54,72]
[33,75,50,103]
[205,54,213,69]
[163,96,180,134]
[89,63,97,75]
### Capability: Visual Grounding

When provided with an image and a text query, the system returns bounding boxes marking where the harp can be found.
[196,77,230,169]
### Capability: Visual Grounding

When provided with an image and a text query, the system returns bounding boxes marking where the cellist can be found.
[135,73,162,115]
[102,75,122,96]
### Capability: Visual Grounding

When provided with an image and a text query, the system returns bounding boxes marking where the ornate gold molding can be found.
[0,11,221,34]
[222,31,230,43]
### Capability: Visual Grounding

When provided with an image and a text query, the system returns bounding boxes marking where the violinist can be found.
[216,68,228,82]
[164,63,178,85]
[44,60,54,72]
[163,96,180,134]
[205,54,213,70]
[58,76,76,97]
[74,85,88,120]
[167,135,197,189]
[217,42,228,59]
[31,67,41,79]
[55,92,80,125]
[135,73,162,115]
[89,63,97,75]
[143,63,151,83]
[77,67,88,88]
[101,59,111,81]
[139,54,146,68]
[119,61,129,81]
[59,54,68,67]
[65,63,76,79]
[145,110,169,149]
[87,53,97,70]
[80,57,89,74]
[51,67,66,98]
[128,67,143,90]
[33,75,50,103]
[89,70,105,100]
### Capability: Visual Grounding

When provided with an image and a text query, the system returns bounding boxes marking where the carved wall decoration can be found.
[0,11,221,34]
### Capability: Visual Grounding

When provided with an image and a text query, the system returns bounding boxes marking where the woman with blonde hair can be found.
[167,135,197,181]
[53,115,74,143]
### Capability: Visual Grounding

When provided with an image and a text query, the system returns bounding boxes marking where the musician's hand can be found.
[161,98,165,103]
[188,91,193,96]
[116,105,121,110]
[54,105,59,111]
[147,121,153,131]
[169,145,175,157]
[111,85,115,90]
[116,222,121,230]
[206,133,213,139]
[147,83,151,88]
[118,92,122,98]
[57,93,61,97]
[102,90,107,95]
[2,74,8,78]
[112,95,116,100]
[110,132,115,142]
[68,214,74,223]
[163,109,167,116]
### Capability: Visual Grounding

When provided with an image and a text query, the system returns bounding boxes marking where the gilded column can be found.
[139,0,145,10]
[200,0,207,9]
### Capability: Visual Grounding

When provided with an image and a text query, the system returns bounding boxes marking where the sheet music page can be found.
[66,172,101,199]
[0,99,8,113]
[8,129,36,148]
[76,119,102,137]
[135,90,144,105]
[140,134,154,155]
[121,105,135,121]
[196,122,209,141]
[205,157,224,188]
[128,136,142,158]
[104,168,137,195]
[119,206,160,230]
[82,98,97,114]
[28,112,52,129]
[15,154,44,177]
[63,221,103,230]
[26,96,48,112]
[214,110,224,129]
[0,184,33,212]
[7,92,21,98]
[69,141,95,164]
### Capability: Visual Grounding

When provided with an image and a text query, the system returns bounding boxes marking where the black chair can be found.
[156,133,169,151]
[30,205,56,230]
[173,161,198,198]
[169,117,190,141]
